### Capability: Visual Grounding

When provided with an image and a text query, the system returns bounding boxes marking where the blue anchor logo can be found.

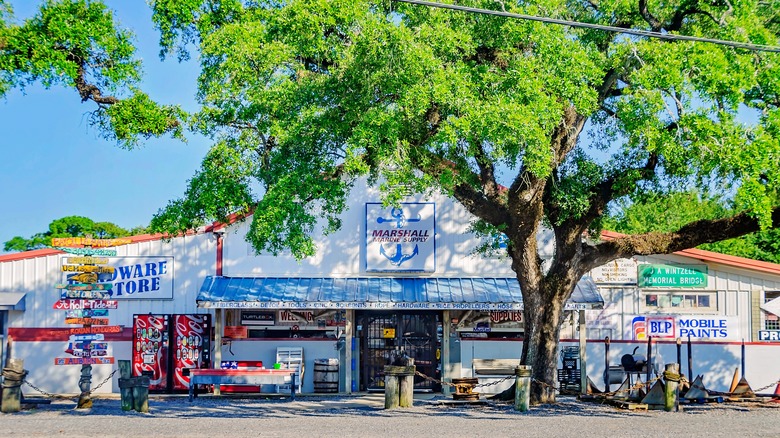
[380,243,419,266]
[376,207,423,266]
[376,207,421,228]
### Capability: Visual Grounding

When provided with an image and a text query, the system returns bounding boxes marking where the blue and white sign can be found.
[61,256,174,300]
[366,203,435,272]
[631,315,740,340]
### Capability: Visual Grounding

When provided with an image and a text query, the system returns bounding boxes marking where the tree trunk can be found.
[521,284,566,405]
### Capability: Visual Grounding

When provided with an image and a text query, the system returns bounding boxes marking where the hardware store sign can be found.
[637,264,708,288]
[61,256,174,300]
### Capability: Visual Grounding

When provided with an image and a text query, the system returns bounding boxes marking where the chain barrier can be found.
[22,369,118,401]
[415,367,780,400]
[414,370,515,389]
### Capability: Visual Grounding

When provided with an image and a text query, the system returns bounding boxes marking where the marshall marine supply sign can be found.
[365,203,435,272]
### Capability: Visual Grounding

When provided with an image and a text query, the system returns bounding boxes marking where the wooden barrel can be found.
[313,358,339,393]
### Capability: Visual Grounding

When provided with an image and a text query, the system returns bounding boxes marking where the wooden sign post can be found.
[51,237,128,409]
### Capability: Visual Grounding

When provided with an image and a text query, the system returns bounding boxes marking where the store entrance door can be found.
[356,311,441,392]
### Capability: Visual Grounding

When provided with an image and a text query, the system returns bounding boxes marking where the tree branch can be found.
[584,207,780,270]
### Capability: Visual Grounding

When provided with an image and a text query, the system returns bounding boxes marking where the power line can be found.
[393,0,780,53]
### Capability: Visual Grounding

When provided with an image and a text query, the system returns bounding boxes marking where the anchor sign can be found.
[380,243,419,266]
[376,207,421,228]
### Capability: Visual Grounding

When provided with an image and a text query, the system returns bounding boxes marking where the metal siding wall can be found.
[1,232,216,329]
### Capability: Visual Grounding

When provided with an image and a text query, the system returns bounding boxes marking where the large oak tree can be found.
[4,1,779,404]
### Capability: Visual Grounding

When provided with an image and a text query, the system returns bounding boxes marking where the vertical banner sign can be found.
[366,203,435,272]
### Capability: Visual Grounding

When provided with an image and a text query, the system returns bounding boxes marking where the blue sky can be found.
[0,1,211,253]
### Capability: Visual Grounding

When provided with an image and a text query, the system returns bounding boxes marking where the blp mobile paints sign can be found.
[61,256,174,300]
[632,315,739,340]
[365,203,435,272]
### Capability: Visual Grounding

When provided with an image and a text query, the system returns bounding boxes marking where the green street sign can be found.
[637,264,708,288]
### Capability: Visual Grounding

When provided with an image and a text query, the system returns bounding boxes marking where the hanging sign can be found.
[54,300,118,310]
[54,357,115,365]
[637,264,708,288]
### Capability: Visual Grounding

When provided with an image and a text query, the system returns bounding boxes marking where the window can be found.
[642,291,717,312]
[764,291,780,330]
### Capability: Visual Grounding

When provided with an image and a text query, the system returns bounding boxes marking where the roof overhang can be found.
[0,292,26,311]
[196,276,603,311]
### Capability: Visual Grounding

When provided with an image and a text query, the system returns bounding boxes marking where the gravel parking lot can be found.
[2,394,779,438]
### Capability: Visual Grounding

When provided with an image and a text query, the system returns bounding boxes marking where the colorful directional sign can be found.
[69,342,108,350]
[61,265,115,274]
[61,290,109,300]
[54,300,118,310]
[54,357,115,365]
[51,237,131,247]
[65,309,109,318]
[64,317,110,326]
[69,334,105,342]
[55,247,117,256]
[69,326,122,335]
[65,257,109,264]
[55,283,113,291]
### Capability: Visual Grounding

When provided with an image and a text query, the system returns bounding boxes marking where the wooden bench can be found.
[471,359,520,395]
[188,369,298,402]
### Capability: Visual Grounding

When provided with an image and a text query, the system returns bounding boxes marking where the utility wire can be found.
[393,0,780,53]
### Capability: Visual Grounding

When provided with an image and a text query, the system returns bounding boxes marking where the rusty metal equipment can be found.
[452,377,480,401]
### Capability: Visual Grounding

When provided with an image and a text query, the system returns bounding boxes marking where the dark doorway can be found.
[356,311,441,392]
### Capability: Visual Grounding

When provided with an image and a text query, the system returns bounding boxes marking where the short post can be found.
[384,373,400,409]
[384,362,415,409]
[1,359,26,413]
[117,360,150,413]
[118,361,134,411]
[514,365,532,412]
[132,380,150,413]
[398,369,414,408]
[662,363,681,412]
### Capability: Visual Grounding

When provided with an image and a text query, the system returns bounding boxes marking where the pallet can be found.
[610,400,649,411]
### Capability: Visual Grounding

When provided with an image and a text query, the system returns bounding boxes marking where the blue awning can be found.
[196,277,603,311]
[0,292,25,311]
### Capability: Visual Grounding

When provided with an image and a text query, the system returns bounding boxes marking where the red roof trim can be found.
[600,230,780,275]
[0,212,249,263]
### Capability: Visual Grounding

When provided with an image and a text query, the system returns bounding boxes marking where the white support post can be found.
[579,309,587,395]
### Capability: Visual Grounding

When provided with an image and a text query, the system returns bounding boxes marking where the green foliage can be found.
[142,0,780,260]
[3,215,133,252]
[0,0,183,147]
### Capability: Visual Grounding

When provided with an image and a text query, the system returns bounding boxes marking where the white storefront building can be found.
[1,183,779,396]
